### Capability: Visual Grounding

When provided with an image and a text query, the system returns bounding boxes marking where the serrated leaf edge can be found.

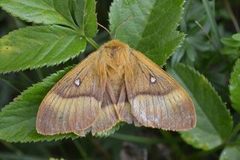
[0,25,86,74]
[172,64,233,149]
[229,58,240,113]
[0,1,75,28]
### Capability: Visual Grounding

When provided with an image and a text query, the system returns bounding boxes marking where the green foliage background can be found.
[0,0,240,159]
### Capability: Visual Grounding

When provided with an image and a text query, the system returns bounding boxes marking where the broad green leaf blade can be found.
[0,26,86,73]
[233,33,240,41]
[0,0,98,36]
[168,64,233,150]
[109,0,184,65]
[220,145,240,160]
[52,0,75,26]
[73,0,97,37]
[221,36,240,48]
[0,68,77,142]
[230,59,240,113]
[0,0,75,28]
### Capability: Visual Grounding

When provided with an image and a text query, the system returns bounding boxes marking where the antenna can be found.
[97,22,112,38]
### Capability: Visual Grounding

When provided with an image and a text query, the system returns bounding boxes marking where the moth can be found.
[36,40,196,136]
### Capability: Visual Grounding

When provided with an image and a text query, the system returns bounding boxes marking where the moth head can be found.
[103,39,128,49]
[100,40,130,65]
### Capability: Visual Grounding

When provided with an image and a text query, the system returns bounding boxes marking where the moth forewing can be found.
[36,51,105,135]
[36,40,196,137]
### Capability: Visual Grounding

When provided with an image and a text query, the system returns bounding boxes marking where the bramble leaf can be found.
[230,59,240,113]
[233,33,240,41]
[220,144,240,160]
[221,33,240,59]
[0,0,97,34]
[109,0,184,65]
[0,0,75,27]
[0,67,78,142]
[72,0,97,37]
[168,64,233,150]
[0,25,86,73]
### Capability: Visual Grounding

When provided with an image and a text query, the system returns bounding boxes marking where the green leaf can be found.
[220,145,240,160]
[0,67,78,142]
[233,33,240,41]
[0,25,86,73]
[0,0,98,37]
[168,64,233,150]
[52,0,76,26]
[72,0,97,37]
[109,0,185,66]
[230,59,240,113]
[221,37,240,48]
[0,0,75,27]
[221,34,240,60]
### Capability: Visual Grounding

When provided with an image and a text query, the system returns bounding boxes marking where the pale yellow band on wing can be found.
[36,93,101,135]
[130,89,196,131]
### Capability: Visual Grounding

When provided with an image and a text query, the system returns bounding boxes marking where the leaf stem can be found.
[73,140,89,160]
[86,37,99,49]
[36,69,44,80]
[90,139,111,160]
[160,131,186,160]
[1,141,23,155]
[223,0,240,32]
[194,20,219,51]
[202,0,221,47]
[19,73,33,84]
[0,77,21,93]
[228,123,240,142]
[110,133,162,145]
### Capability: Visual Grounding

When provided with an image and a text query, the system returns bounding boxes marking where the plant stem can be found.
[90,139,111,160]
[73,140,89,160]
[1,141,23,156]
[86,37,99,49]
[194,20,219,52]
[36,69,44,80]
[228,123,240,142]
[110,133,163,145]
[19,73,33,84]
[223,0,240,32]
[202,0,221,47]
[160,131,186,160]
[0,77,20,93]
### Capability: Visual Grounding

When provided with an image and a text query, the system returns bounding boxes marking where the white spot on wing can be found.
[74,78,81,86]
[150,75,156,83]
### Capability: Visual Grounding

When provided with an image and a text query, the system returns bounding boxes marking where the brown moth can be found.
[36,40,196,136]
